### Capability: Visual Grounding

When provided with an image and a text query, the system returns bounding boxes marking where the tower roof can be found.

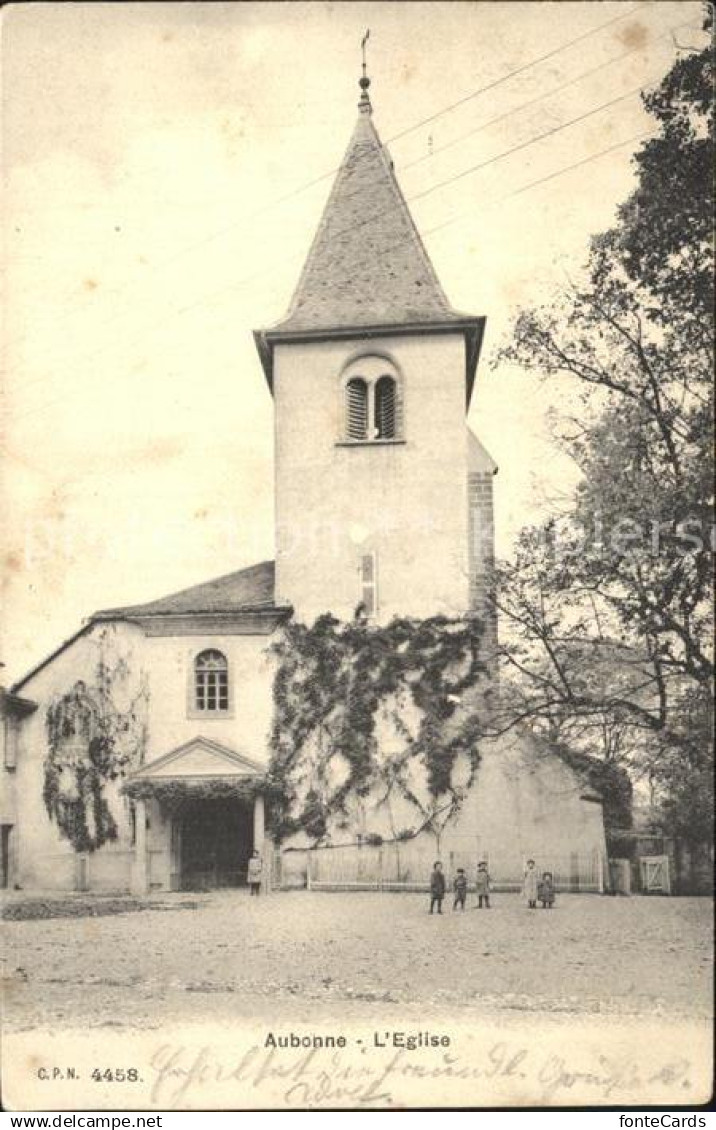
[276,112,463,333]
[254,91,485,405]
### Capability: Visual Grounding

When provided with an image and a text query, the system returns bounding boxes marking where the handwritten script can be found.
[149,1039,694,1108]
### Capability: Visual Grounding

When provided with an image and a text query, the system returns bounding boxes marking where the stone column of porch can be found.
[253,793,267,892]
[131,798,150,896]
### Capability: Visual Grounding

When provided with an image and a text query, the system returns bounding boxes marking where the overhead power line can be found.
[387,2,645,143]
[506,130,655,201]
[399,29,672,176]
[204,74,658,286]
[8,44,676,419]
[4,2,657,364]
[10,117,658,427]
[272,131,658,298]
[209,23,676,237]
[158,2,648,270]
[7,120,654,435]
[409,74,659,207]
[418,129,656,248]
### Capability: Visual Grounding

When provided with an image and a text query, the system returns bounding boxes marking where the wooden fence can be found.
[274,841,605,893]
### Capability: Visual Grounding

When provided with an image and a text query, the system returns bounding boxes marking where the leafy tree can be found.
[494,16,714,858]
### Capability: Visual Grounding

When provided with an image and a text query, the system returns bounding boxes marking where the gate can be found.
[639,855,671,894]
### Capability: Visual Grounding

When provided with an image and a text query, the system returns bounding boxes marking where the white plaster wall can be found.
[273,333,471,623]
[1,722,18,824]
[10,624,142,890]
[446,731,608,881]
[12,622,276,891]
[143,634,274,767]
[12,614,608,894]
[308,727,607,887]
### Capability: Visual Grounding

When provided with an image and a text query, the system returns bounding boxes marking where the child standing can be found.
[523,858,538,909]
[452,867,467,911]
[538,871,555,909]
[247,850,263,896]
[429,861,446,914]
[475,860,491,908]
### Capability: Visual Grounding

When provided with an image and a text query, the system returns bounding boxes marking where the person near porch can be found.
[523,858,538,909]
[429,861,446,914]
[475,860,491,908]
[248,849,263,896]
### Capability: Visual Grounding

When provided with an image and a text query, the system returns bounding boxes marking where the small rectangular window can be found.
[361,552,378,617]
[3,719,18,769]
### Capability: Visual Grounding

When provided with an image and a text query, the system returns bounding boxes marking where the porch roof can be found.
[125,736,266,784]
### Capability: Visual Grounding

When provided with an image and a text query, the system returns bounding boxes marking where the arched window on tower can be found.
[346,377,369,440]
[375,376,396,439]
[341,357,402,443]
[194,649,229,712]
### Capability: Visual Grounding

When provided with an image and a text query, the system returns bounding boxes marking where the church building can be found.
[2,68,607,895]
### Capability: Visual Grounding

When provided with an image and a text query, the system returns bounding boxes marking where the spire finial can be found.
[359,28,371,113]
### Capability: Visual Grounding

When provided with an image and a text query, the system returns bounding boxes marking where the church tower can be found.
[254,66,494,628]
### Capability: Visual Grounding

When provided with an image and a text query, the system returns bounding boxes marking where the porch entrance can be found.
[177,799,253,891]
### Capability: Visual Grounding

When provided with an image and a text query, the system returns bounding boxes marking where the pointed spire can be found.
[359,29,372,114]
[274,109,459,333]
[254,61,486,403]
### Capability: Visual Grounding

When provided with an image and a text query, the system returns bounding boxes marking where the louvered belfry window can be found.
[346,377,368,440]
[375,376,396,439]
[195,649,229,712]
[342,359,401,443]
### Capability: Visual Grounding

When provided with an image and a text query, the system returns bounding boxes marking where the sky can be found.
[1,0,706,682]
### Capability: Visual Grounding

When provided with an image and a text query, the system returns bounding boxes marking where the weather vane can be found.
[359,28,372,112]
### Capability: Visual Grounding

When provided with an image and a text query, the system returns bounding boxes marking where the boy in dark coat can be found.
[452,867,467,911]
[538,871,555,909]
[429,861,446,914]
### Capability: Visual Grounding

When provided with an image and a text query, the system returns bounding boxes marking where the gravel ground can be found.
[2,890,712,1031]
